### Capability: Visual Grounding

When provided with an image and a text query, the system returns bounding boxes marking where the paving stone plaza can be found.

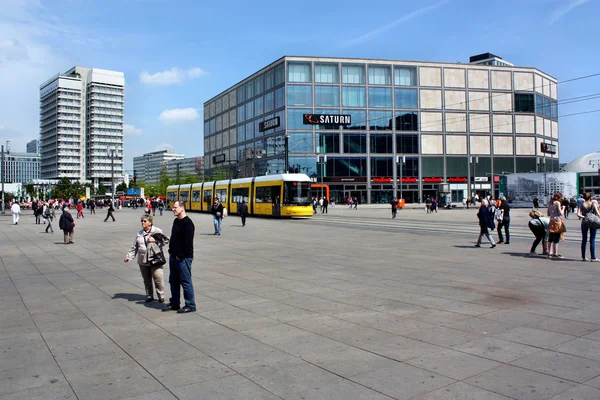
[2,205,600,399]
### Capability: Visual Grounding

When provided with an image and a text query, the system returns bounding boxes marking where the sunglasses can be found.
[141,220,148,223]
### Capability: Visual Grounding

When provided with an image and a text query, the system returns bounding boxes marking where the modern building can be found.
[166,156,203,182]
[203,54,559,203]
[133,150,184,183]
[39,67,125,189]
[26,139,40,154]
[0,152,41,183]
[562,151,600,194]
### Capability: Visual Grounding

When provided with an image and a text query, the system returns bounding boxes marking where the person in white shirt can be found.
[11,202,21,225]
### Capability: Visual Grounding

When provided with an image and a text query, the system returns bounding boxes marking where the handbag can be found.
[149,250,166,267]
[549,219,566,234]
[583,213,600,229]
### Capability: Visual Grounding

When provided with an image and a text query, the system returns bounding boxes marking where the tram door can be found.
[272,186,281,217]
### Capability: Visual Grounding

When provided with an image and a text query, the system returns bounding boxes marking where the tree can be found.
[53,178,86,200]
[96,184,107,196]
[116,182,128,192]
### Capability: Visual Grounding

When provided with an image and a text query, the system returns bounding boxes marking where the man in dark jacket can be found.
[211,197,224,235]
[390,197,398,219]
[163,200,196,313]
[238,200,248,227]
[104,201,115,222]
[475,200,496,248]
[58,206,75,244]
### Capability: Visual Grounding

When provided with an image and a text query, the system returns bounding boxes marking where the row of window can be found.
[236,64,286,104]
[288,62,417,86]
[515,93,558,119]
[287,86,418,108]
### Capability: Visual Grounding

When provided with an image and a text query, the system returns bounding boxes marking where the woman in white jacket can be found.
[124,214,167,303]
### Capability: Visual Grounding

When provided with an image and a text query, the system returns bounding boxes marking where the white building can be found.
[0,152,41,183]
[133,150,184,183]
[39,67,125,189]
[166,156,203,181]
[26,139,40,154]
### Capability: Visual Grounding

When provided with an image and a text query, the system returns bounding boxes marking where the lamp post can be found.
[317,154,327,200]
[108,148,118,207]
[469,156,479,200]
[537,157,547,203]
[396,155,406,200]
[1,141,10,214]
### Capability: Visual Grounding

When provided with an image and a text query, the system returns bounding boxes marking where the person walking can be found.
[528,210,549,256]
[89,199,96,215]
[44,205,55,233]
[533,196,539,210]
[425,196,432,213]
[158,199,164,216]
[104,201,115,222]
[76,201,84,219]
[163,201,196,313]
[475,200,496,248]
[353,196,358,209]
[239,200,248,227]
[390,197,398,219]
[34,204,42,224]
[11,201,21,225]
[562,197,570,219]
[124,214,167,303]
[59,206,75,244]
[547,192,565,259]
[211,197,224,235]
[322,197,328,214]
[497,196,511,244]
[577,192,600,262]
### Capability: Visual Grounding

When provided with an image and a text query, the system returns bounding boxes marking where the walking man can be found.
[104,201,115,222]
[322,197,328,214]
[44,205,54,233]
[163,201,196,313]
[239,200,248,227]
[11,201,21,225]
[390,197,398,219]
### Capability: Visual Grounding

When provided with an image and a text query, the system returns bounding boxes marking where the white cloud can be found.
[124,124,143,136]
[158,108,199,123]
[548,0,590,25]
[342,0,450,47]
[139,67,208,85]
[155,142,173,151]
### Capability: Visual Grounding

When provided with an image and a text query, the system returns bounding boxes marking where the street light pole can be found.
[284,135,289,173]
[470,156,479,200]
[318,155,327,200]
[110,148,115,207]
[397,155,406,200]
[1,145,4,214]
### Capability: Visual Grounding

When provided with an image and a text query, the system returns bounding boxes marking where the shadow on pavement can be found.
[112,293,165,309]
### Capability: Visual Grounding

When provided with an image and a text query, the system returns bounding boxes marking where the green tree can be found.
[96,184,107,196]
[53,178,86,200]
[24,184,34,198]
[116,182,128,192]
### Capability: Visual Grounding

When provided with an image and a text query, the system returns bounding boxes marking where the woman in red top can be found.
[76,201,84,219]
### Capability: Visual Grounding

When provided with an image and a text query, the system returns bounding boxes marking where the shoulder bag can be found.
[549,218,566,234]
[583,207,600,229]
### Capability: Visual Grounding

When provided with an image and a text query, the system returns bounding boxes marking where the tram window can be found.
[192,191,201,202]
[232,188,249,203]
[284,182,311,205]
[216,189,227,203]
[179,191,189,202]
[256,186,281,204]
[204,190,212,202]
[167,191,177,202]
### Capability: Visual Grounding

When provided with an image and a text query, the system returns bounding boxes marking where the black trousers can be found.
[498,218,510,243]
[104,210,115,221]
[529,222,546,253]
[241,215,246,226]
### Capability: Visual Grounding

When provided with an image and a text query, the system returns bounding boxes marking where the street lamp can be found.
[1,140,10,214]
[537,157,547,203]
[396,155,406,200]
[108,148,119,207]
[317,154,327,200]
[469,156,479,200]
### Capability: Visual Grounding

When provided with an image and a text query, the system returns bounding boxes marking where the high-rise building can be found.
[203,54,558,203]
[39,67,124,189]
[0,152,41,183]
[133,150,184,183]
[26,139,40,154]
[167,156,203,181]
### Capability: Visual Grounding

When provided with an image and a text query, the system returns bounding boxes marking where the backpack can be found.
[493,207,503,221]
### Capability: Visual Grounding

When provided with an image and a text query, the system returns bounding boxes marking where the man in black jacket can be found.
[211,197,224,235]
[163,200,196,313]
[239,200,248,227]
[58,206,75,244]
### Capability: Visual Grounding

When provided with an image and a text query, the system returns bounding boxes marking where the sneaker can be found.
[528,252,537,256]
[583,257,590,262]
[145,297,154,303]
[504,242,510,245]
[591,259,600,262]
[491,244,497,248]
[553,254,564,259]
[177,306,196,314]
[474,244,481,247]
[497,240,504,243]
[162,304,180,312]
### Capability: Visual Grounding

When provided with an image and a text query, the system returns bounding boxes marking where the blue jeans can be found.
[213,216,222,234]
[168,256,195,309]
[581,224,597,259]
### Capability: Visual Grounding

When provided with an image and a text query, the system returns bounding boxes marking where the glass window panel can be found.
[237,105,245,124]
[394,88,418,109]
[342,109,368,130]
[237,126,245,143]
[315,86,340,107]
[368,88,392,108]
[394,66,417,86]
[264,91,274,113]
[315,63,339,83]
[316,133,340,153]
[287,108,311,130]
[370,134,393,153]
[422,157,444,176]
[274,110,285,132]
[254,95,264,116]
[288,132,313,153]
[369,110,393,130]
[493,157,514,174]
[287,85,312,106]
[287,62,312,83]
[289,157,318,177]
[264,69,274,90]
[245,122,254,141]
[395,112,418,131]
[331,157,366,177]
[368,65,391,85]
[246,80,254,99]
[343,133,367,153]
[275,63,285,85]
[342,86,366,107]
[446,157,468,177]
[237,87,245,104]
[341,64,365,84]
[516,157,537,173]
[245,100,254,119]
[396,134,419,154]
[314,108,342,130]
[515,93,534,113]
[275,87,284,109]
[254,75,263,95]
[371,157,393,176]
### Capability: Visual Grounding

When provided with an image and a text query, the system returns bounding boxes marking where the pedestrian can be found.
[44,205,55,233]
[211,197,224,235]
[104,201,115,222]
[562,197,570,219]
[152,199,157,216]
[319,197,324,212]
[347,197,352,210]
[547,192,566,259]
[475,200,496,248]
[313,196,318,214]
[146,199,152,214]
[124,214,167,303]
[532,196,539,210]
[425,196,431,213]
[390,197,398,219]
[163,201,196,313]
[497,196,511,244]
[239,200,248,227]
[528,210,549,256]
[570,197,577,214]
[58,206,75,244]
[353,196,358,209]
[90,199,96,215]
[77,201,84,219]
[431,198,438,213]
[34,204,42,224]
[158,199,164,216]
[577,192,600,262]
[322,197,328,214]
[11,201,21,225]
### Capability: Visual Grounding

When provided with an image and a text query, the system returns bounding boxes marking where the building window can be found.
[394,88,418,109]
[315,63,339,83]
[342,64,365,84]
[369,110,393,131]
[288,132,313,153]
[264,91,274,113]
[422,157,444,177]
[264,69,274,90]
[287,62,312,83]
[342,86,366,107]
[396,134,419,154]
[331,157,366,177]
[370,134,393,153]
[342,109,367,130]
[246,80,254,99]
[254,95,264,116]
[275,63,285,85]
[254,75,263,95]
[315,86,340,107]
[395,112,418,131]
[514,93,534,113]
[287,85,312,106]
[394,66,417,86]
[368,88,393,108]
[368,65,391,85]
[245,100,254,120]
[245,122,254,141]
[287,108,311,130]
[237,126,245,143]
[371,157,393,177]
[236,87,245,104]
[343,133,367,153]
[316,133,340,153]
[275,87,284,109]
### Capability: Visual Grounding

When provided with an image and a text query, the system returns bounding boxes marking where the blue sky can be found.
[1,0,599,171]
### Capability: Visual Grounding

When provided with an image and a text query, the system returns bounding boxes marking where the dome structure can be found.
[562,152,600,173]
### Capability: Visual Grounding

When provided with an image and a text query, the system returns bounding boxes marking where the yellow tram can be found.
[166,174,313,218]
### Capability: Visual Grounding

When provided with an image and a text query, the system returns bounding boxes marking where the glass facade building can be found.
[203,55,559,204]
